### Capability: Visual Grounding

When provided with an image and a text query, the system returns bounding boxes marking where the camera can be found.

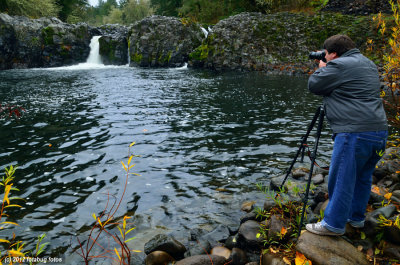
[309,51,326,62]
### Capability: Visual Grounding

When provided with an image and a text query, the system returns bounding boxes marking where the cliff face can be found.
[0,12,378,72]
[128,15,204,67]
[0,13,92,69]
[189,12,376,72]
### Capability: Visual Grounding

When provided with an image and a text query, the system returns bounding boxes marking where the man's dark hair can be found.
[323,35,356,57]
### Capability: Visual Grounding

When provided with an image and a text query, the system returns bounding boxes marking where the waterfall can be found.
[200,27,208,38]
[86,36,102,64]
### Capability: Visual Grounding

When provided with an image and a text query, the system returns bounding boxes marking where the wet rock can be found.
[144,234,186,260]
[144,250,175,265]
[245,263,259,265]
[129,15,203,67]
[261,253,286,265]
[130,252,145,265]
[175,255,226,265]
[264,199,277,211]
[185,239,211,257]
[189,228,208,241]
[211,246,231,259]
[267,215,289,242]
[240,212,258,225]
[296,231,369,265]
[225,235,239,249]
[201,224,230,247]
[0,13,91,69]
[238,220,263,250]
[383,243,400,260]
[188,12,372,73]
[98,24,129,65]
[241,201,256,212]
[292,168,308,179]
[384,224,400,245]
[230,248,247,265]
[312,174,324,185]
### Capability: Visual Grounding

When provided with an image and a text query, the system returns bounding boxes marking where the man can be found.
[306,34,388,236]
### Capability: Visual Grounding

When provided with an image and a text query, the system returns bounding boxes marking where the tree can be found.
[150,0,182,16]
[123,0,153,24]
[4,0,59,18]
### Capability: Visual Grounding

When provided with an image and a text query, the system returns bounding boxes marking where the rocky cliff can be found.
[189,12,376,73]
[0,13,92,69]
[128,15,204,67]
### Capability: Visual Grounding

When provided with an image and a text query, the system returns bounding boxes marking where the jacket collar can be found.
[340,48,360,57]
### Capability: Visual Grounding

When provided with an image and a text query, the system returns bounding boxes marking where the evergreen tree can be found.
[150,0,182,16]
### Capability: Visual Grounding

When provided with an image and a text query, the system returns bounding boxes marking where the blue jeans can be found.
[321,130,388,234]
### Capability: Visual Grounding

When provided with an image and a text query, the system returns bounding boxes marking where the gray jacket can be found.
[308,48,387,133]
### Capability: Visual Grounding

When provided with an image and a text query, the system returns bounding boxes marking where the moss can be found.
[189,34,215,61]
[131,52,143,63]
[42,26,55,45]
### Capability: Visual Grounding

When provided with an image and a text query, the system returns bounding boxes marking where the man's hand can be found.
[319,60,327,68]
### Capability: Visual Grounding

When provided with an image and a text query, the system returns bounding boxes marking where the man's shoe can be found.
[306,222,344,236]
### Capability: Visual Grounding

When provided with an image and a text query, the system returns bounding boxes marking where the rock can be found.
[189,228,208,241]
[0,13,91,69]
[185,239,211,257]
[241,201,256,212]
[292,168,308,179]
[144,234,187,260]
[211,246,231,259]
[201,224,230,247]
[238,220,263,250]
[98,24,129,65]
[245,263,259,265]
[129,15,203,67]
[175,255,226,265]
[384,224,400,245]
[383,242,400,260]
[261,253,286,265]
[225,235,239,249]
[230,248,247,265]
[144,250,175,265]
[130,252,145,265]
[296,231,369,265]
[188,12,373,73]
[240,212,258,225]
[392,190,400,200]
[267,215,289,242]
[264,199,277,211]
[312,174,324,185]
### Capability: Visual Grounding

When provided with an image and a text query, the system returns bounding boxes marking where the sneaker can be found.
[347,219,364,228]
[306,222,344,236]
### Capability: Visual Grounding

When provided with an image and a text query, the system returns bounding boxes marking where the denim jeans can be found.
[321,130,388,234]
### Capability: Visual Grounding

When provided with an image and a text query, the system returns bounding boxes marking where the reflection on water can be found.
[0,67,331,261]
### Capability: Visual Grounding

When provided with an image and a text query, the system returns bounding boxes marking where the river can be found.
[0,65,332,263]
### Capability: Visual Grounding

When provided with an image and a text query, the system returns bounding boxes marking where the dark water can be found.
[0,66,332,263]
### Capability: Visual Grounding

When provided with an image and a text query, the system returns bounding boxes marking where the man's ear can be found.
[332,52,338,59]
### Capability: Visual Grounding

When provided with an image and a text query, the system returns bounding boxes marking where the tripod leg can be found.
[297,107,325,239]
[279,106,321,190]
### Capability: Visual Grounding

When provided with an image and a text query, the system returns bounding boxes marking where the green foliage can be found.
[3,0,60,18]
[150,0,182,16]
[255,0,310,12]
[56,0,89,22]
[100,0,153,25]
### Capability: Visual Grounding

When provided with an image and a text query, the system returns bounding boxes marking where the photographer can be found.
[306,34,388,236]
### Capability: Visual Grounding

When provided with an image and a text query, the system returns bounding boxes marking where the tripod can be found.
[279,106,325,239]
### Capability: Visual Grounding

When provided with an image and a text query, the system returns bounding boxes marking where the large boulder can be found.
[296,231,369,265]
[188,12,375,73]
[0,13,91,69]
[98,24,129,65]
[128,15,203,67]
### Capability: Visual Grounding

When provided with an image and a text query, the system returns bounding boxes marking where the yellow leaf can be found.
[3,184,12,204]
[9,249,24,257]
[270,247,278,254]
[121,161,127,171]
[97,218,103,227]
[128,156,133,165]
[131,249,142,252]
[256,233,261,238]
[92,213,97,220]
[283,257,291,265]
[1,222,19,226]
[0,239,10,243]
[129,141,136,147]
[114,248,121,261]
[4,204,22,208]
[295,251,312,265]
[385,193,392,200]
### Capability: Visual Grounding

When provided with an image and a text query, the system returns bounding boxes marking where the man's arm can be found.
[308,60,343,96]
